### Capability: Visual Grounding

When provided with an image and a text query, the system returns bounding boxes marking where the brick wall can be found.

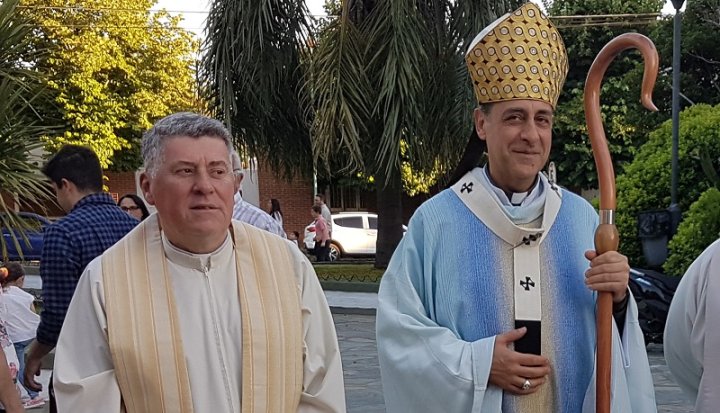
[257,161,314,238]
[105,171,138,201]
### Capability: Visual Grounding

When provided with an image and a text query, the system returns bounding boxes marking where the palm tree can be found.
[203,0,521,268]
[0,0,59,260]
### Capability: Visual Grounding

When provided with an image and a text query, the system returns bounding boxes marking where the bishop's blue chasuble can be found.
[377,169,657,413]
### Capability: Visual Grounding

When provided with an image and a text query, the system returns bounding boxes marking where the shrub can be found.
[663,187,720,276]
[615,103,720,265]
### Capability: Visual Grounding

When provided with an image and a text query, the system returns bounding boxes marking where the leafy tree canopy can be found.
[545,0,669,191]
[651,0,720,105]
[20,0,199,169]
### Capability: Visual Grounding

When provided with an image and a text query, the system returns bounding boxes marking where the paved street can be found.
[335,313,694,413]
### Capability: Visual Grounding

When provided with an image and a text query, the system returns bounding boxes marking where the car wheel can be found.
[328,243,341,262]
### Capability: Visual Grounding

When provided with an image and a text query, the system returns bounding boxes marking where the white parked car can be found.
[304,212,406,261]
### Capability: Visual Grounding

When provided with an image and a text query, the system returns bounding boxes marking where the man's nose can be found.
[521,121,542,142]
[192,170,215,193]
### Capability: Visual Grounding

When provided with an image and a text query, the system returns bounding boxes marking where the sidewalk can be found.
[325,290,378,314]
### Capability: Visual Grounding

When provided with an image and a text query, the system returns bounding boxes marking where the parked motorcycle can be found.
[628,267,680,346]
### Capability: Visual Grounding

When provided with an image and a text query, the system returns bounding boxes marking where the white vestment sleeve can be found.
[665,240,720,412]
[292,248,347,413]
[53,258,122,413]
[376,214,500,413]
[696,246,720,413]
[580,293,657,413]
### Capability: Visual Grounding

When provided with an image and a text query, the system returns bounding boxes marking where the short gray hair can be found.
[141,112,233,176]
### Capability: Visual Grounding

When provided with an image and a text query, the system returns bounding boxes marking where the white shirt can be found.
[0,286,39,342]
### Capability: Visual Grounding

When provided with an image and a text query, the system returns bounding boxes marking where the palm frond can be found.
[305,15,373,175]
[363,0,430,182]
[202,0,315,177]
[0,0,58,259]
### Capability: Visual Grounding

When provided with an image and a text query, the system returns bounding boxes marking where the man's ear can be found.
[59,178,73,192]
[139,172,155,205]
[474,108,488,142]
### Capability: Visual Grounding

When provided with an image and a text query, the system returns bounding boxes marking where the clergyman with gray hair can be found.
[52,112,346,413]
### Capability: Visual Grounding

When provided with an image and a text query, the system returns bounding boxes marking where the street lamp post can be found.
[668,0,685,235]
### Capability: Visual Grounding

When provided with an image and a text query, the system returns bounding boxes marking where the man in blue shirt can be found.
[23,145,138,412]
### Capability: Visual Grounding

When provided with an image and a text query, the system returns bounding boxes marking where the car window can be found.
[334,216,363,229]
[368,217,377,230]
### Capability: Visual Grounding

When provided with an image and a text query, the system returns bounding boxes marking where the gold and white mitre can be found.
[465,2,568,108]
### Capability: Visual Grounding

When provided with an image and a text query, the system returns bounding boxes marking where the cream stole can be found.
[451,171,562,412]
[101,214,303,413]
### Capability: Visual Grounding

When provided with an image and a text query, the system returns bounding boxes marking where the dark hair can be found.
[312,205,322,214]
[0,262,24,286]
[292,231,300,239]
[447,104,492,187]
[42,145,103,192]
[269,199,283,216]
[315,193,325,202]
[118,194,150,220]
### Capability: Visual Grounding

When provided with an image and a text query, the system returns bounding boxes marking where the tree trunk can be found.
[374,165,404,269]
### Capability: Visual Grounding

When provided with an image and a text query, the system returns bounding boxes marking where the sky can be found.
[154,0,328,39]
[154,0,686,40]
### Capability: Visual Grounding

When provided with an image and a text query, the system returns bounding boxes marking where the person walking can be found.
[23,145,138,413]
[311,205,330,262]
[314,194,332,238]
[0,263,44,409]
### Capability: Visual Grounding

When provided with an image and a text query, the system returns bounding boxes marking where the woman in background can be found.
[268,198,284,228]
[118,194,150,221]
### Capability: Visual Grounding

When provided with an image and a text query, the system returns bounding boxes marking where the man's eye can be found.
[177,168,194,175]
[537,117,551,125]
[211,169,228,176]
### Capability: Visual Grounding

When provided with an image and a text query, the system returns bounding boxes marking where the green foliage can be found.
[204,0,522,267]
[651,0,720,106]
[547,0,670,190]
[0,0,59,259]
[21,0,199,169]
[615,103,720,265]
[663,187,720,276]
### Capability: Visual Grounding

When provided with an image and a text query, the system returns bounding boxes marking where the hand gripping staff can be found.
[583,33,658,413]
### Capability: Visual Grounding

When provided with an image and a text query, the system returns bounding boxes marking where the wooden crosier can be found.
[583,33,658,413]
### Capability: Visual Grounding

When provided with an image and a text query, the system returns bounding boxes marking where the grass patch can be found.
[312,264,385,283]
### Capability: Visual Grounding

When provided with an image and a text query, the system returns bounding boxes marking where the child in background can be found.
[0,263,44,409]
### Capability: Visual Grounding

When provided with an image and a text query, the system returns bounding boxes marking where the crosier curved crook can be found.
[583,33,658,413]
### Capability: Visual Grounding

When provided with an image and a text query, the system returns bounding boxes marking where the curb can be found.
[320,281,379,293]
[330,307,376,316]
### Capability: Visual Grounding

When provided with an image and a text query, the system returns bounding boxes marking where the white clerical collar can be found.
[475,165,543,207]
[161,231,234,272]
